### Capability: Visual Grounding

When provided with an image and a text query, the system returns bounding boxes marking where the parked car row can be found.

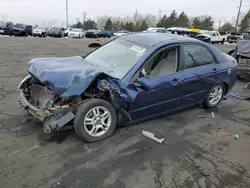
[144,27,229,44]
[0,22,114,39]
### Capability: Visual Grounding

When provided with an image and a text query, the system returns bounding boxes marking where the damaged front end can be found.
[18,73,133,134]
[18,75,77,133]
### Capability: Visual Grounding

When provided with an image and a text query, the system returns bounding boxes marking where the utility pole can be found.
[158,9,162,21]
[218,19,222,29]
[134,9,138,23]
[235,0,243,32]
[66,0,68,28]
[82,11,87,23]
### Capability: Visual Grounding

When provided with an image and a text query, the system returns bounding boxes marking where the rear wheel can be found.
[74,99,117,142]
[203,84,225,108]
[221,38,225,44]
[207,38,211,43]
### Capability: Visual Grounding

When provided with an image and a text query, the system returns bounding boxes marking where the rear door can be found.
[179,43,223,106]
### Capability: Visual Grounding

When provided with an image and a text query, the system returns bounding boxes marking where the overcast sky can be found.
[0,0,249,27]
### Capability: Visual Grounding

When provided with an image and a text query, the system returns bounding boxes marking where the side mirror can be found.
[135,77,152,90]
[88,43,102,48]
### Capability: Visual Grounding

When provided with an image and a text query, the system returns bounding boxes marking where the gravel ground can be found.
[0,36,250,188]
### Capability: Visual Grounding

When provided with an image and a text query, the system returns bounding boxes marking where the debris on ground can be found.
[230,89,250,100]
[211,112,215,119]
[22,117,31,124]
[200,168,211,177]
[217,132,230,136]
[142,131,164,144]
[197,114,206,118]
[234,134,239,140]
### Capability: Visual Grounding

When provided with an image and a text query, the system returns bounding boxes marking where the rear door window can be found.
[183,44,215,69]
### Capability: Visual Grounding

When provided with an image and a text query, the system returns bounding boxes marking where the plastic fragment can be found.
[211,112,215,119]
[217,132,230,136]
[142,131,164,144]
[234,134,239,140]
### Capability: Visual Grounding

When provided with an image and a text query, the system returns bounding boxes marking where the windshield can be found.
[0,22,5,27]
[71,28,81,32]
[203,31,212,35]
[36,27,46,30]
[51,27,60,31]
[14,24,25,29]
[146,29,157,32]
[85,39,149,79]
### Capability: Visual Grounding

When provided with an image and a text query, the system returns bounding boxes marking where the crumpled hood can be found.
[28,56,104,97]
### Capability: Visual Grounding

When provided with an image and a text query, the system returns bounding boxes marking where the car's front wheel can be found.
[203,84,225,108]
[74,99,117,142]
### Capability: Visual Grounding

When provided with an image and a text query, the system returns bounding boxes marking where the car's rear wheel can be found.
[74,99,117,142]
[207,38,211,43]
[203,84,225,108]
[221,38,225,44]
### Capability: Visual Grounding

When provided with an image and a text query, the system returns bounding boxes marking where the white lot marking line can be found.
[1,145,40,158]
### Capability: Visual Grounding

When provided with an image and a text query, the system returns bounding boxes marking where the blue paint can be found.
[27,33,237,124]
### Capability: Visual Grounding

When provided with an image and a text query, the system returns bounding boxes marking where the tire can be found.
[207,38,211,43]
[221,39,225,44]
[203,84,225,108]
[74,98,117,142]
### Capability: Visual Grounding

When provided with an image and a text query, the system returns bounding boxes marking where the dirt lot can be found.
[0,36,250,188]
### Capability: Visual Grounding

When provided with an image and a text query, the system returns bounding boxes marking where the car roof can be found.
[120,32,198,47]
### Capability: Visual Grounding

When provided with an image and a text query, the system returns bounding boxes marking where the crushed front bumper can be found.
[18,75,75,132]
[19,89,48,121]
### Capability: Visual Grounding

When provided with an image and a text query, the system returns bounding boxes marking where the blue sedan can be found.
[18,33,237,142]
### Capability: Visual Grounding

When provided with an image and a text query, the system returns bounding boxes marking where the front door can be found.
[128,45,183,121]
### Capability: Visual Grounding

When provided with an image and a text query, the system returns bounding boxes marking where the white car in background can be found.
[196,31,226,44]
[113,30,130,37]
[68,28,84,38]
[33,27,49,37]
[144,27,166,33]
[64,28,71,37]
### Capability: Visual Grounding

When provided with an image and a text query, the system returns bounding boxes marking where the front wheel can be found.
[203,84,225,108]
[74,99,117,142]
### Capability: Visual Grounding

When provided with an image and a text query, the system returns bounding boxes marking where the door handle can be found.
[170,79,181,85]
[213,68,217,71]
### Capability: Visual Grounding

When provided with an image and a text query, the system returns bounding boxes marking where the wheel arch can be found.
[222,82,229,94]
